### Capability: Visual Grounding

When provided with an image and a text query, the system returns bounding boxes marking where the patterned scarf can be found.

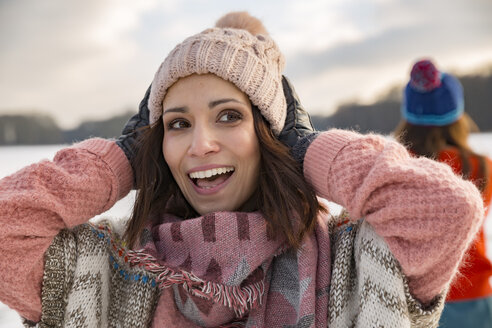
[136,211,331,327]
[37,212,444,327]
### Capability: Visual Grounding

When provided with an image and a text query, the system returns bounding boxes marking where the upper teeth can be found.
[189,167,234,179]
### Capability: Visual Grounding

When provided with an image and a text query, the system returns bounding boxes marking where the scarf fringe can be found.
[127,249,264,317]
[93,223,264,317]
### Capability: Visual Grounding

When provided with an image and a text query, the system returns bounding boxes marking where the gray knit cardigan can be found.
[25,218,445,327]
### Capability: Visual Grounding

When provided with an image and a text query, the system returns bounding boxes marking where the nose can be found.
[187,124,220,157]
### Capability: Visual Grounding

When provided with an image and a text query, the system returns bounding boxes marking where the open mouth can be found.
[189,167,235,189]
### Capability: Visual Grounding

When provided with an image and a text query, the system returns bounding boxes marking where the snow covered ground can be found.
[1,133,491,326]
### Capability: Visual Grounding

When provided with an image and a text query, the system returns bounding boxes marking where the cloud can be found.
[259,0,492,117]
[0,0,161,127]
[285,0,492,77]
[282,0,492,113]
[0,0,491,127]
[287,24,492,78]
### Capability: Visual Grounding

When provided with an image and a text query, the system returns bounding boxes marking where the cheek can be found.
[236,133,261,175]
[250,145,261,181]
[162,136,180,174]
[228,124,259,154]
[244,132,261,160]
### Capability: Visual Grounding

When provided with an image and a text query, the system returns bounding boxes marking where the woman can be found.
[394,59,492,328]
[0,13,484,328]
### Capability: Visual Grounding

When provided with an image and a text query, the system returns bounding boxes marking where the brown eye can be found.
[168,119,190,130]
[218,110,242,123]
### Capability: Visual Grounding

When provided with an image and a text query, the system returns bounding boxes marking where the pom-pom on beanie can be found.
[148,12,286,135]
[401,59,464,126]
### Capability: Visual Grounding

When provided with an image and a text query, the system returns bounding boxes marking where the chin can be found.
[194,203,236,215]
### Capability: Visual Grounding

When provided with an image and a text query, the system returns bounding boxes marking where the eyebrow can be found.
[208,98,244,108]
[163,106,187,115]
[163,98,245,115]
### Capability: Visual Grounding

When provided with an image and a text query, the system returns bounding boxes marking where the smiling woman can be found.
[162,74,261,216]
[0,11,485,328]
[126,72,320,253]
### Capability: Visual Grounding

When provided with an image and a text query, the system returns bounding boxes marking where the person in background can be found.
[394,59,492,328]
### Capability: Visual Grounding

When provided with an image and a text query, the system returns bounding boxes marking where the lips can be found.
[188,166,235,190]
[195,172,232,188]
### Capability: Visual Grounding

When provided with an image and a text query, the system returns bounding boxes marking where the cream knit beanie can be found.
[148,12,286,135]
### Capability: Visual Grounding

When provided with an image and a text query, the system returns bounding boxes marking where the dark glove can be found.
[291,132,320,168]
[278,76,316,147]
[278,76,320,168]
[116,84,151,170]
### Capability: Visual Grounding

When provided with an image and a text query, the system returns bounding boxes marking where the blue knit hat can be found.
[401,59,464,126]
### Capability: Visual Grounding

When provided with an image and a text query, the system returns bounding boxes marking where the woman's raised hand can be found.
[278,76,319,168]
[116,84,151,179]
[277,76,316,147]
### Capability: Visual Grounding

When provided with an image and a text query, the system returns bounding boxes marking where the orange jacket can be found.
[438,147,492,301]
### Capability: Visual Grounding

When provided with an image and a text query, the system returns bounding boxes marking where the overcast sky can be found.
[1,0,491,128]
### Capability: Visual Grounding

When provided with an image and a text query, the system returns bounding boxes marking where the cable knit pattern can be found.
[0,138,133,322]
[148,27,286,134]
[303,129,484,303]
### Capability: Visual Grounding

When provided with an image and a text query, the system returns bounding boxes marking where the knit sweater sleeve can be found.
[0,138,133,322]
[303,129,484,304]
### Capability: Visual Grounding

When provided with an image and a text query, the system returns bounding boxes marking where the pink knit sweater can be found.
[0,130,483,324]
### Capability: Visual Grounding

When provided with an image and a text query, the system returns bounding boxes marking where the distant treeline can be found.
[1,68,491,145]
[0,112,134,145]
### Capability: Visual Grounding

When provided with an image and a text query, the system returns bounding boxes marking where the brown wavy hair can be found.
[394,114,489,192]
[124,106,325,249]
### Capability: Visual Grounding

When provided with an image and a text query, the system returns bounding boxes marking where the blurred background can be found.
[1,0,491,326]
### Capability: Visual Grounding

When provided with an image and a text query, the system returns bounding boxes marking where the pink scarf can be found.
[132,211,331,327]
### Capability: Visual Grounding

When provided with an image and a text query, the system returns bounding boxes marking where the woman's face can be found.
[162,74,261,215]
